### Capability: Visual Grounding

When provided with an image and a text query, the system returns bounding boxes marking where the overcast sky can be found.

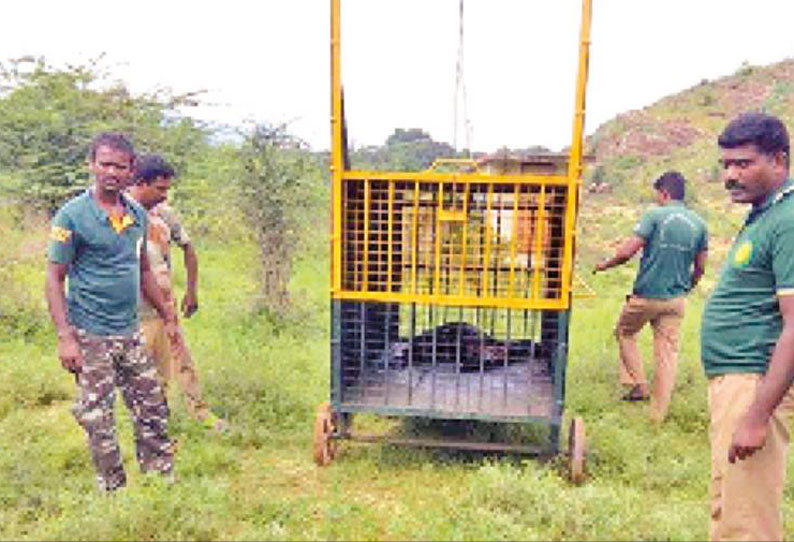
[2,1,794,152]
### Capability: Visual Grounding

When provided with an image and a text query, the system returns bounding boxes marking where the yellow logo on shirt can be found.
[50,226,72,243]
[109,214,135,234]
[733,241,753,267]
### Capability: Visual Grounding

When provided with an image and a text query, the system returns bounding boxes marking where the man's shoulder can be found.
[659,203,707,230]
[152,202,181,227]
[55,189,92,216]
[639,204,662,220]
[766,191,794,231]
[681,206,707,230]
[777,187,794,210]
[122,194,147,222]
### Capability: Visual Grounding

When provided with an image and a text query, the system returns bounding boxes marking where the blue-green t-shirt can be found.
[47,189,148,336]
[632,201,708,298]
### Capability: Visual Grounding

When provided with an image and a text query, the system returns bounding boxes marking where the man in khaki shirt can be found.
[128,154,226,432]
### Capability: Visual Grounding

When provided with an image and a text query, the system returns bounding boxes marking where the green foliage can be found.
[236,124,327,316]
[734,60,754,78]
[351,128,460,171]
[0,57,207,210]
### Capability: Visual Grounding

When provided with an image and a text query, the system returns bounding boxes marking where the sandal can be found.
[622,386,649,402]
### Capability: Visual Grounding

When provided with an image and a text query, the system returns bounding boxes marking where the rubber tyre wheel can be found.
[568,416,586,484]
[313,401,338,466]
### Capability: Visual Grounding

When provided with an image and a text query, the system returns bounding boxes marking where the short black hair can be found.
[653,170,686,200]
[718,112,790,166]
[133,154,175,184]
[89,132,135,161]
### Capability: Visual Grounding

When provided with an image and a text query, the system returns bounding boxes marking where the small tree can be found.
[237,124,319,316]
[0,56,207,211]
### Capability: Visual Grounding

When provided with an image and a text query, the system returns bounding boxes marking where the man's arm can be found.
[593,235,645,273]
[728,294,794,463]
[44,262,82,372]
[140,248,175,323]
[691,250,708,289]
[180,242,199,318]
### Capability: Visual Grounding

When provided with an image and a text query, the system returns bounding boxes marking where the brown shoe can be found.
[622,385,649,402]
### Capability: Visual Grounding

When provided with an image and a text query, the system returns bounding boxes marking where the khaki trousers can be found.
[615,295,685,421]
[708,373,794,541]
[140,316,210,421]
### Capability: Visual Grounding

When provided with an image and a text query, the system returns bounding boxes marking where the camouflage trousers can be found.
[72,328,174,491]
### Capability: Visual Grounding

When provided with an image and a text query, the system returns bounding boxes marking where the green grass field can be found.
[3,201,794,542]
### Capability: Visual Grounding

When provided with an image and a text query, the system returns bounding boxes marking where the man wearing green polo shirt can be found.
[44,132,178,492]
[702,112,794,541]
[594,171,708,422]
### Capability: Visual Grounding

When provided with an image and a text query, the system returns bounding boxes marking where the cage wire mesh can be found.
[340,179,569,305]
[334,177,571,419]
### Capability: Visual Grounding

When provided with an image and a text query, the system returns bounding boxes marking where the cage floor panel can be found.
[341,360,554,418]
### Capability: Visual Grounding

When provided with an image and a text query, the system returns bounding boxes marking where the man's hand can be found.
[593,260,609,274]
[728,412,769,463]
[163,313,184,352]
[181,290,198,318]
[57,331,82,374]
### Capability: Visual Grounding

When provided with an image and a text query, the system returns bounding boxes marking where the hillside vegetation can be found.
[579,57,794,281]
[3,56,794,540]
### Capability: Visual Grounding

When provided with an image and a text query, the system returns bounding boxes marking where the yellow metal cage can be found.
[317,0,593,473]
[338,172,575,310]
[330,2,592,312]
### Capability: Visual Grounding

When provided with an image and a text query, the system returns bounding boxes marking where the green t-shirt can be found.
[47,189,148,336]
[632,201,708,298]
[701,180,794,376]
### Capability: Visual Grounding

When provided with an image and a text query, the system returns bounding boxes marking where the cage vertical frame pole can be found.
[363,180,371,291]
[562,0,592,302]
[387,181,395,293]
[483,184,493,301]
[532,186,546,301]
[330,0,343,295]
[508,184,519,298]
[459,183,470,297]
[434,183,444,297]
[411,183,420,295]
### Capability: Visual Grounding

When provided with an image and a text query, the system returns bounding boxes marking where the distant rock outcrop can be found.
[585,58,794,194]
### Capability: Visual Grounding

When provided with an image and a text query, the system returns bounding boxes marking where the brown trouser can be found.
[615,294,685,422]
[140,316,210,421]
[708,373,794,541]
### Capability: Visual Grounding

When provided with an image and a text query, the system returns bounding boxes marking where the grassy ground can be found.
[3,199,794,541]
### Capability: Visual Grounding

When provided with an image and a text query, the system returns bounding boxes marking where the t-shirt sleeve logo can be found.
[733,241,753,267]
[50,226,72,243]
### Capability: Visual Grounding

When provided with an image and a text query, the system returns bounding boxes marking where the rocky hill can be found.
[578,57,794,272]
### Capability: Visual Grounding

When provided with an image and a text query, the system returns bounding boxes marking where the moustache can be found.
[724,179,742,190]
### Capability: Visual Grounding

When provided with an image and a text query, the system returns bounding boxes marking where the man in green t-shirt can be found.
[701,112,794,541]
[593,171,708,422]
[44,132,179,492]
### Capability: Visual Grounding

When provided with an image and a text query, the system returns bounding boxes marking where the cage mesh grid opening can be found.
[340,178,570,306]
[338,301,560,418]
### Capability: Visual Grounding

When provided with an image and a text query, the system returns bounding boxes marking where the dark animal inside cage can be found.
[371,322,552,374]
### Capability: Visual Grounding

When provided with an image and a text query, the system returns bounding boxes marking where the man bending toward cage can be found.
[593,171,708,423]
